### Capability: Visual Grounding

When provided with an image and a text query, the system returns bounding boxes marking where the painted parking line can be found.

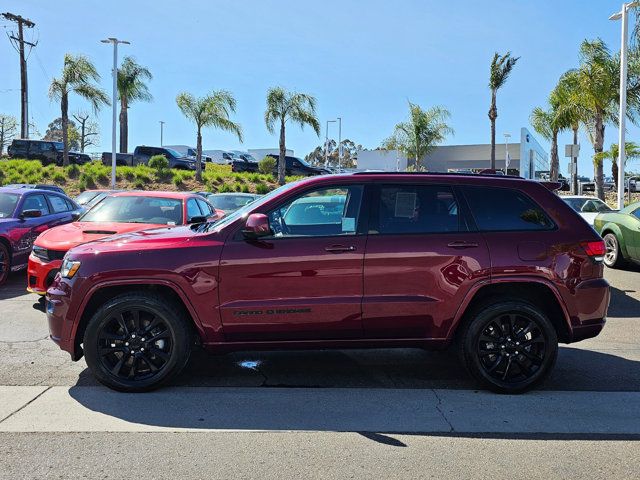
[0,386,639,434]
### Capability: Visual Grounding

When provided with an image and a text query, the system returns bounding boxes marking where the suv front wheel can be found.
[83,292,192,392]
[460,300,558,394]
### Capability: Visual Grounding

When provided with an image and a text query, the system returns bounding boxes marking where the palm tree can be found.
[562,39,620,200]
[265,87,320,185]
[553,71,584,191]
[488,52,519,169]
[176,91,243,181]
[118,56,152,153]
[49,54,109,166]
[382,102,453,170]
[530,107,560,181]
[595,142,640,187]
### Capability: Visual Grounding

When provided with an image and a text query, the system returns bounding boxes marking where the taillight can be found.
[581,240,606,260]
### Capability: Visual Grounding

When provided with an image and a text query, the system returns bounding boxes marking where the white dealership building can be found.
[356,128,548,179]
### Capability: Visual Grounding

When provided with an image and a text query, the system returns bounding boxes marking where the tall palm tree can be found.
[488,52,519,169]
[49,54,109,166]
[530,106,560,181]
[176,91,242,182]
[118,56,152,153]
[553,71,584,191]
[562,39,620,200]
[265,87,320,185]
[382,102,453,170]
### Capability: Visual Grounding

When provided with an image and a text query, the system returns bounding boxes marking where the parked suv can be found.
[46,173,609,393]
[101,146,197,169]
[7,139,91,166]
[266,154,331,176]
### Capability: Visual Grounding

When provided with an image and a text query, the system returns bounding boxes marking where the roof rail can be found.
[352,171,524,179]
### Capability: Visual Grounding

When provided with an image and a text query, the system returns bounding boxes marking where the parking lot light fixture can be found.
[610,2,639,209]
[101,37,130,188]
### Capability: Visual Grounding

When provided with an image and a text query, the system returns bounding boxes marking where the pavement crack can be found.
[431,388,454,432]
[0,386,52,424]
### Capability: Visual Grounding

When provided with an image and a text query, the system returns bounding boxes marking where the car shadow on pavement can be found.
[609,286,640,318]
[68,347,640,440]
[0,272,30,301]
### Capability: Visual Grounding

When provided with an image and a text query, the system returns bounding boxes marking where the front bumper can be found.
[27,254,62,295]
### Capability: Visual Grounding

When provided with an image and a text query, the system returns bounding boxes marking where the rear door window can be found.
[47,194,71,213]
[462,186,554,231]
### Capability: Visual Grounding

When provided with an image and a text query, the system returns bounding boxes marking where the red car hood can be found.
[69,225,202,255]
[35,221,164,251]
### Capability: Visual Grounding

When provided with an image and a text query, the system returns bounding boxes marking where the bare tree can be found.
[0,115,18,156]
[72,112,100,153]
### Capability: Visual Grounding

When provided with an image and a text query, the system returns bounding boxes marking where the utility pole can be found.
[324,119,336,169]
[159,121,165,146]
[2,12,36,139]
[337,117,342,172]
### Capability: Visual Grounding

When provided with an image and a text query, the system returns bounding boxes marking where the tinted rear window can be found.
[462,186,554,231]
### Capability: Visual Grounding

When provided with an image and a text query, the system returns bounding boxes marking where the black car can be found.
[7,139,91,166]
[101,146,196,170]
[266,155,331,176]
[3,184,66,195]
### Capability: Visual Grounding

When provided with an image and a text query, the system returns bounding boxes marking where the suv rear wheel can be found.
[460,300,558,394]
[83,292,192,392]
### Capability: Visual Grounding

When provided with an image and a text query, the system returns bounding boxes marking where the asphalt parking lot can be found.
[0,266,639,478]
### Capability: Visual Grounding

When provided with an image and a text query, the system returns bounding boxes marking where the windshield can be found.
[563,197,612,213]
[80,196,183,225]
[75,191,100,205]
[206,194,257,211]
[296,157,311,167]
[164,148,183,158]
[0,193,20,218]
[201,181,301,232]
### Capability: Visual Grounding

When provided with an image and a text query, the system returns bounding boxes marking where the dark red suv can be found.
[45,173,610,393]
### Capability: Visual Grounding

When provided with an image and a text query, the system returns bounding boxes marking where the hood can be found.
[34,221,165,250]
[68,224,201,256]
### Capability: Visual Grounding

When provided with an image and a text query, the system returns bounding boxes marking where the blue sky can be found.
[0,0,637,177]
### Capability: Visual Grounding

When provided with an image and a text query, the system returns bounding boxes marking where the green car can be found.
[594,201,640,268]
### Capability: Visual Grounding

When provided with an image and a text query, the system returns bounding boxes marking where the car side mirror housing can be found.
[71,212,82,221]
[20,209,42,219]
[188,215,208,224]
[242,213,271,239]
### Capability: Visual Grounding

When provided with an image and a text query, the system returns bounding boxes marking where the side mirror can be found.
[71,212,82,221]
[242,213,271,239]
[20,209,42,219]
[188,215,208,224]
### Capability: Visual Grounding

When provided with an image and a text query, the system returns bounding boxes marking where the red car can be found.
[28,191,220,294]
[46,173,609,393]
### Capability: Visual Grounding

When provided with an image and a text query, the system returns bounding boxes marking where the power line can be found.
[2,12,36,139]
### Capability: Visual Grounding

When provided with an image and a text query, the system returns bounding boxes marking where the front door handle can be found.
[325,245,356,253]
[447,241,479,249]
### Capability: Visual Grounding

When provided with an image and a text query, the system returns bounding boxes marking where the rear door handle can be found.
[447,241,479,249]
[325,245,356,253]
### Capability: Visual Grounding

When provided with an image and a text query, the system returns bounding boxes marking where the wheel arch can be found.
[452,279,571,344]
[600,223,629,259]
[71,280,205,361]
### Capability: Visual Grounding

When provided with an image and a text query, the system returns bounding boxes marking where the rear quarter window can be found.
[462,186,555,231]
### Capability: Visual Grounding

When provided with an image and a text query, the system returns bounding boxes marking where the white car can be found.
[562,195,615,226]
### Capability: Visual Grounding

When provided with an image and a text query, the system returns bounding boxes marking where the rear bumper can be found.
[566,277,610,343]
[27,254,62,295]
[570,319,606,342]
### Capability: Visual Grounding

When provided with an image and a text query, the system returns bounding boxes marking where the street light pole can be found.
[324,119,336,169]
[337,117,342,172]
[503,132,511,174]
[101,37,129,189]
[610,2,639,209]
[159,121,165,146]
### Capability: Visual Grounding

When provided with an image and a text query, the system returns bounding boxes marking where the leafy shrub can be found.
[79,172,96,189]
[133,178,146,189]
[149,155,169,171]
[241,184,250,193]
[218,183,234,193]
[255,183,271,194]
[52,171,66,183]
[259,156,276,175]
[66,163,80,178]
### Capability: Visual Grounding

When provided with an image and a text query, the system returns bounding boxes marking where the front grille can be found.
[33,248,66,262]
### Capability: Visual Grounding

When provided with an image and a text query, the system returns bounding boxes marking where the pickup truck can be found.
[231,154,330,176]
[101,146,196,170]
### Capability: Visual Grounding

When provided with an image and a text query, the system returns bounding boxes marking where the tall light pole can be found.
[159,121,165,146]
[101,37,129,189]
[503,132,511,174]
[337,117,342,172]
[610,2,639,209]
[324,119,336,169]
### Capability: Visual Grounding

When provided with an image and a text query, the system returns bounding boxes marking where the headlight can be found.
[32,245,48,261]
[60,258,81,278]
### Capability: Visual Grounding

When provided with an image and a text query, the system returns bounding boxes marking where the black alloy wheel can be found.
[0,243,10,286]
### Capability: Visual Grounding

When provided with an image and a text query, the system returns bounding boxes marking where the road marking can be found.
[0,386,638,434]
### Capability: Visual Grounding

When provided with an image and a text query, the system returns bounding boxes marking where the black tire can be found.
[0,242,10,286]
[83,292,192,392]
[459,300,558,394]
[603,233,625,268]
